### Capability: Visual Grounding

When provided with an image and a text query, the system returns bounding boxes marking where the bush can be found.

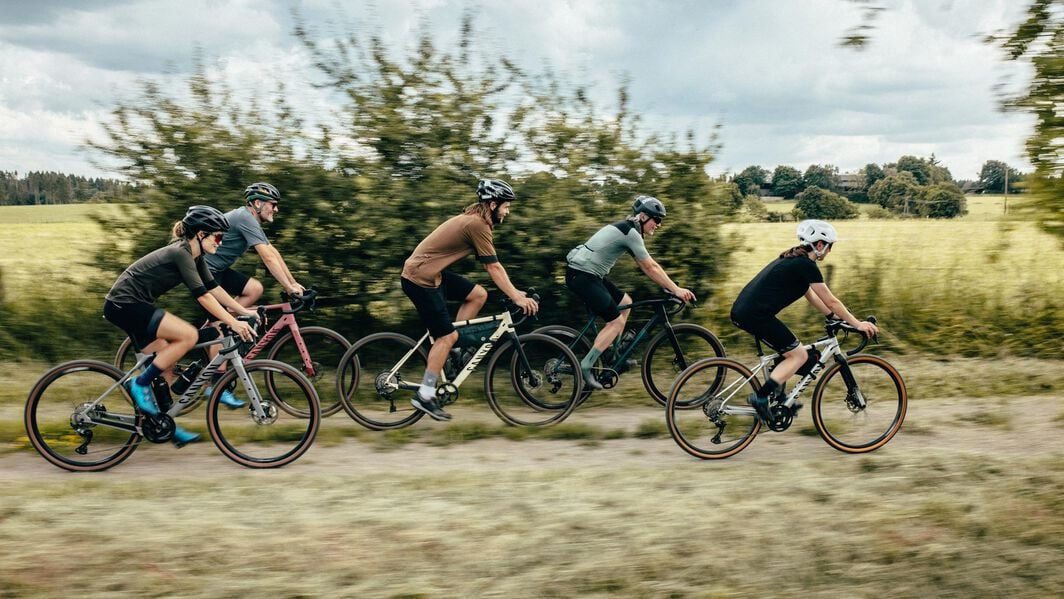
[792,186,859,220]
[921,183,968,218]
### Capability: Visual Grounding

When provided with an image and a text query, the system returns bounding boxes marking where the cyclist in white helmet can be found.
[730,219,878,422]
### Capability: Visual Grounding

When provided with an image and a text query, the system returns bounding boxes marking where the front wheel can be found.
[666,358,761,459]
[265,326,352,417]
[485,333,582,427]
[337,332,428,430]
[24,360,141,471]
[812,354,906,453]
[642,323,727,406]
[206,359,320,468]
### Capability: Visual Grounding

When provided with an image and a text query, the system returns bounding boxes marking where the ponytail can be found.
[780,245,813,259]
[171,221,196,241]
[463,202,494,223]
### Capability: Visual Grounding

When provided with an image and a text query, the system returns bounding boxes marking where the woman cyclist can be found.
[103,205,258,446]
[730,219,878,422]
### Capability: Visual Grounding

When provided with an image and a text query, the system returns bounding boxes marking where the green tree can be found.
[733,165,768,196]
[771,165,803,198]
[895,155,931,185]
[978,160,1023,193]
[920,182,968,218]
[862,163,886,189]
[868,172,919,215]
[792,185,859,220]
[803,164,839,192]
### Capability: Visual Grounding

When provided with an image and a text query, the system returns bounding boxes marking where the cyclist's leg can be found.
[203,269,254,402]
[452,275,486,322]
[401,276,455,420]
[732,314,804,420]
[565,268,625,389]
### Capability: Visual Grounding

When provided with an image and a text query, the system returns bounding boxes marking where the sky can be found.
[0,0,1036,182]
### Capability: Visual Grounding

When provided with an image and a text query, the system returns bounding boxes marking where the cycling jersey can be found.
[566,220,650,279]
[401,214,498,288]
[205,207,270,273]
[730,256,824,321]
[105,240,218,305]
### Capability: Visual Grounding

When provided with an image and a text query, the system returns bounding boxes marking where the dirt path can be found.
[3,395,1061,480]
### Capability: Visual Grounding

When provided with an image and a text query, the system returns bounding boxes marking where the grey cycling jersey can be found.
[566,220,650,279]
[105,240,217,305]
[205,207,270,272]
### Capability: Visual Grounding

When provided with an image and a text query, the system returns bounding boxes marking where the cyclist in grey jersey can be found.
[565,195,695,390]
[103,206,258,447]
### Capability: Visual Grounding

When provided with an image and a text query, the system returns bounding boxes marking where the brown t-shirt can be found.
[401,213,499,287]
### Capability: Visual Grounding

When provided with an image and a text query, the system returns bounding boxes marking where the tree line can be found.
[0,171,136,205]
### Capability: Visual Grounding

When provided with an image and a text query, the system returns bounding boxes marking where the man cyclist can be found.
[401,178,539,421]
[565,195,696,390]
[730,219,878,422]
[103,205,258,447]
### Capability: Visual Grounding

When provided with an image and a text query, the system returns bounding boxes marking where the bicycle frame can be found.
[570,298,680,368]
[234,300,316,376]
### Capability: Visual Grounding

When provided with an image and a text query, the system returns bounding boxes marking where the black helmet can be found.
[244,182,281,204]
[182,205,230,233]
[632,195,666,219]
[476,179,516,203]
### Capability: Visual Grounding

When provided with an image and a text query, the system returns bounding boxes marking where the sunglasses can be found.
[651,216,663,225]
[205,232,224,244]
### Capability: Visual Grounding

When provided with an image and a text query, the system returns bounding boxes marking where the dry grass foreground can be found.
[1,393,1062,598]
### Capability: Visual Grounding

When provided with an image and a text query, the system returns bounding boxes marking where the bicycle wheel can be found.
[114,337,205,416]
[666,358,761,459]
[266,326,351,417]
[642,323,727,406]
[337,332,427,430]
[485,333,582,427]
[206,359,319,468]
[531,324,595,405]
[812,354,906,453]
[24,360,141,471]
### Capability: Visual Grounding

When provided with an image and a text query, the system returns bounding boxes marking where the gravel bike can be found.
[666,316,906,459]
[26,313,320,471]
[532,291,726,405]
[336,290,584,430]
[114,287,349,417]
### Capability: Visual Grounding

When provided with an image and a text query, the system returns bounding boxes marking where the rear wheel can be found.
[338,332,427,430]
[266,326,351,417]
[666,358,761,459]
[206,359,320,468]
[812,354,906,453]
[642,323,727,406]
[485,333,582,427]
[530,325,594,405]
[25,360,141,471]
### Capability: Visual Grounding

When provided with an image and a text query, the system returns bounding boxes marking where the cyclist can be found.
[730,219,878,422]
[400,178,539,421]
[103,205,258,447]
[565,195,696,390]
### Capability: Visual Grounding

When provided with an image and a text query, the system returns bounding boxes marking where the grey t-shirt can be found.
[566,220,650,279]
[205,207,270,272]
[105,240,217,305]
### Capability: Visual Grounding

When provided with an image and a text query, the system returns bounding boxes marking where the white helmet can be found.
[796,219,838,246]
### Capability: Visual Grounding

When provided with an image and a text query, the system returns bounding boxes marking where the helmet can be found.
[182,205,230,233]
[476,179,516,203]
[796,219,838,246]
[244,182,281,204]
[632,195,666,219]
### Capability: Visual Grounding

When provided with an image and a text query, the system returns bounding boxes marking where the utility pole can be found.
[1003,163,1009,215]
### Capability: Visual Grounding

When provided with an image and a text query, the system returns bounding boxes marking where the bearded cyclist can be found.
[400,179,539,421]
[730,219,878,422]
[565,195,695,390]
[103,206,258,447]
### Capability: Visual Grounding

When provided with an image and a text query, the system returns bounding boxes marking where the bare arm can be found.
[197,293,255,340]
[807,282,878,336]
[254,244,305,294]
[483,261,538,314]
[636,257,696,302]
[209,286,257,318]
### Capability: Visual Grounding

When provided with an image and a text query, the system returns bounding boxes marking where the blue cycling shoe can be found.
[747,392,772,423]
[208,385,246,409]
[123,379,160,416]
[171,426,201,448]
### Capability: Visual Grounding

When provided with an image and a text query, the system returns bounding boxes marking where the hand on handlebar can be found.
[230,320,257,342]
[856,320,878,338]
[674,287,696,304]
[513,294,539,316]
[286,282,306,295]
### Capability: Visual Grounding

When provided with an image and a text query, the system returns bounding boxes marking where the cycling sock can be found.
[418,370,439,400]
[761,378,780,399]
[581,347,603,371]
[135,363,164,387]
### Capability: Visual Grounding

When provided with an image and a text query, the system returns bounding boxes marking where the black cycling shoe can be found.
[411,394,452,421]
[747,392,773,423]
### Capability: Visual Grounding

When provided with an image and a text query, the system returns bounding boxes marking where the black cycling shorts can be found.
[730,312,800,354]
[104,300,165,351]
[401,271,477,338]
[565,267,626,322]
[213,268,253,297]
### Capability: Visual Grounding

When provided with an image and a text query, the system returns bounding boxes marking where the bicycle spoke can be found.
[813,355,906,453]
[666,358,760,459]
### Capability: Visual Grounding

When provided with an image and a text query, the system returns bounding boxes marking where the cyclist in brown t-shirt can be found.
[400,179,539,421]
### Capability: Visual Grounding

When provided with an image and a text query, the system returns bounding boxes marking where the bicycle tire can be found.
[337,332,427,430]
[811,354,906,453]
[265,326,352,417]
[25,359,142,472]
[206,359,320,468]
[529,324,595,406]
[642,323,727,406]
[666,357,762,459]
[484,333,582,427]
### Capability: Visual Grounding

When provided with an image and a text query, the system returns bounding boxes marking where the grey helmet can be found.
[182,205,230,233]
[476,179,516,203]
[244,182,281,204]
[632,195,666,219]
